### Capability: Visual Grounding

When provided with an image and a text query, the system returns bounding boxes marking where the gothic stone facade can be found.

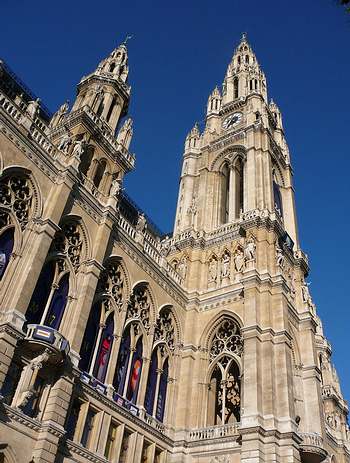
[0,35,349,463]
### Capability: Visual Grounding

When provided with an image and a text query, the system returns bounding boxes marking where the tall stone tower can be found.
[166,33,349,462]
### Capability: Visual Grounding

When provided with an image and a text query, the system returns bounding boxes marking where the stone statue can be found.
[26,98,40,119]
[234,248,245,272]
[178,257,187,280]
[17,387,36,411]
[301,281,311,305]
[187,196,197,228]
[136,213,147,233]
[276,246,284,267]
[30,349,51,370]
[72,139,86,159]
[49,100,69,128]
[244,237,256,261]
[57,131,72,154]
[117,118,133,150]
[208,257,218,282]
[110,176,122,199]
[221,251,230,278]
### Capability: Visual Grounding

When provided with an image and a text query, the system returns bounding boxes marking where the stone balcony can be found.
[299,432,327,463]
[25,324,70,363]
[188,423,240,442]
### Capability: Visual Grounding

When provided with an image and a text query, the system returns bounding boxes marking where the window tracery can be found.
[209,318,243,362]
[0,174,33,229]
[154,307,176,352]
[126,286,151,332]
[97,261,124,309]
[52,221,83,271]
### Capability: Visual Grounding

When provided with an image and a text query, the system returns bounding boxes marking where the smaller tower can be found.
[71,42,130,133]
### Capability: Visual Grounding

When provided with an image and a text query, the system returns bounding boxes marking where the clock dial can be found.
[222,112,243,129]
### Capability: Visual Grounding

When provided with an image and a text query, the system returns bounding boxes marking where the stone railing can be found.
[189,423,240,441]
[0,92,23,123]
[144,413,166,434]
[299,432,327,462]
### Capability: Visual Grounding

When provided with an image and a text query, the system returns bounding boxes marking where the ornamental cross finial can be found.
[241,32,247,41]
[123,34,133,45]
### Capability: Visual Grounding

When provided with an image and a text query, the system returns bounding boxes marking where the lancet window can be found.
[219,157,244,225]
[0,211,14,280]
[272,168,283,218]
[79,260,125,380]
[144,307,176,422]
[25,218,84,330]
[207,318,243,426]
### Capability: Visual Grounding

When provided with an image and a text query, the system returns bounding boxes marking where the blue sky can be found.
[1,1,349,402]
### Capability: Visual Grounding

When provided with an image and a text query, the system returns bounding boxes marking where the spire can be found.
[222,34,267,105]
[185,123,201,152]
[207,86,222,116]
[96,42,129,83]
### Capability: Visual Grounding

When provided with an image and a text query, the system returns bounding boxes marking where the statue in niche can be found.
[221,251,230,278]
[276,245,284,267]
[72,138,86,159]
[187,196,197,228]
[50,100,69,127]
[17,387,36,411]
[110,175,122,199]
[26,98,40,119]
[301,280,312,305]
[178,256,188,280]
[136,213,147,233]
[244,236,256,261]
[117,118,133,150]
[234,248,245,272]
[208,257,218,282]
[57,131,72,154]
[30,349,51,370]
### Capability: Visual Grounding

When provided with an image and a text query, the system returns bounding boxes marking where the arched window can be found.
[273,170,283,217]
[109,62,116,73]
[96,99,104,117]
[80,302,102,373]
[80,260,125,379]
[220,163,230,224]
[92,312,114,382]
[79,145,94,178]
[113,325,131,394]
[106,97,117,123]
[0,225,14,280]
[207,318,243,426]
[126,336,143,403]
[93,159,107,190]
[233,77,239,99]
[26,260,69,331]
[208,356,240,425]
[144,307,176,422]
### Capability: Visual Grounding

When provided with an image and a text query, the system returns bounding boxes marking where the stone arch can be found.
[157,303,183,347]
[102,254,131,300]
[210,145,246,172]
[200,310,244,351]
[0,165,43,227]
[272,161,285,187]
[0,444,18,463]
[58,214,91,265]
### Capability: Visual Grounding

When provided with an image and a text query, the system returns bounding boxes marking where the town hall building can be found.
[0,34,348,463]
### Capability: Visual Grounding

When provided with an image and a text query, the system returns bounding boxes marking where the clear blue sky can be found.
[1,1,349,402]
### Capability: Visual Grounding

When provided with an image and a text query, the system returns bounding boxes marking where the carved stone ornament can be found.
[210,455,231,463]
[126,287,151,332]
[221,250,231,278]
[244,236,256,261]
[208,256,218,282]
[210,318,243,362]
[0,174,33,229]
[154,307,176,351]
[52,221,83,271]
[233,247,244,272]
[97,262,124,309]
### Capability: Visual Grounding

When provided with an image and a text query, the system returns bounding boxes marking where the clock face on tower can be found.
[222,112,243,129]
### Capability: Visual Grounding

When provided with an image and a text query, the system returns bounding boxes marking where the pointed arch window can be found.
[156,357,168,422]
[79,145,95,178]
[126,336,143,403]
[93,159,107,190]
[207,318,243,426]
[0,221,14,280]
[80,302,102,373]
[113,325,131,394]
[273,180,283,217]
[92,312,114,382]
[233,77,239,99]
[26,260,69,331]
[220,163,230,224]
